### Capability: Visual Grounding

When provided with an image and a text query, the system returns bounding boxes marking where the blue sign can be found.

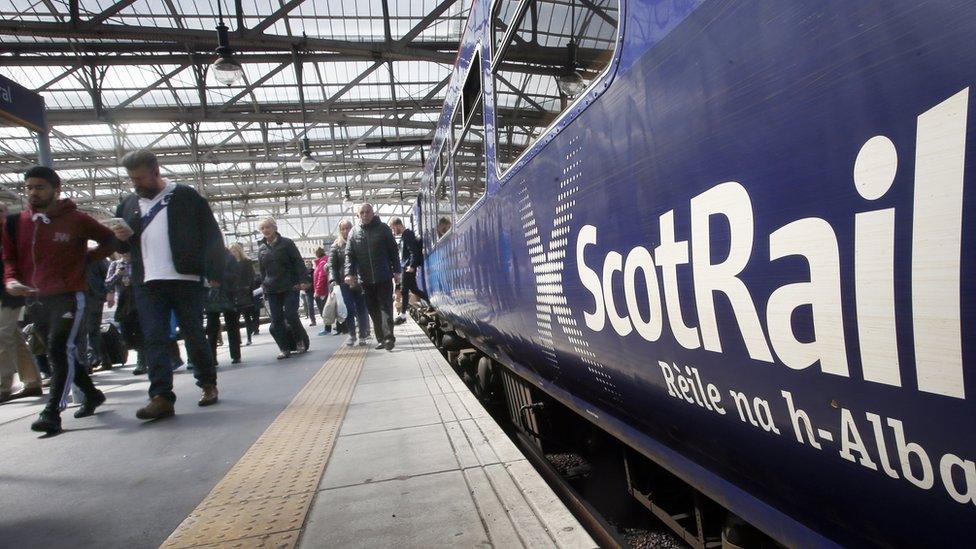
[0,75,47,133]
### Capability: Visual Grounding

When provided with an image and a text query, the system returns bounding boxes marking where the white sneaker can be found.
[346,336,357,347]
[357,337,370,347]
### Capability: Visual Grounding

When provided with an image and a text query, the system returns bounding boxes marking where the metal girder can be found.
[247,0,305,36]
[398,0,459,45]
[41,107,439,129]
[0,22,459,64]
[87,0,139,26]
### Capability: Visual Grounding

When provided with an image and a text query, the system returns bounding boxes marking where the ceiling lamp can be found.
[294,49,318,171]
[299,136,317,171]
[556,0,585,98]
[211,2,244,86]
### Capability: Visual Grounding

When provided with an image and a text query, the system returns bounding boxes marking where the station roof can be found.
[0,0,468,251]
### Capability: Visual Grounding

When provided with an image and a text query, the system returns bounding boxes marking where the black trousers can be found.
[83,299,104,367]
[399,271,429,312]
[27,292,100,413]
[206,310,241,362]
[241,305,260,338]
[267,290,309,353]
[363,280,395,343]
[302,290,316,324]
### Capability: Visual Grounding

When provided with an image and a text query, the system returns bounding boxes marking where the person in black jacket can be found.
[389,217,429,324]
[257,217,309,359]
[206,248,243,365]
[229,244,259,345]
[108,149,224,419]
[345,203,400,351]
[330,220,369,346]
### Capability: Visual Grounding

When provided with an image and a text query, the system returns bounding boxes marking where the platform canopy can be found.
[0,0,468,252]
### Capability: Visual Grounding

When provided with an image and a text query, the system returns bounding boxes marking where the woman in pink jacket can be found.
[312,247,330,335]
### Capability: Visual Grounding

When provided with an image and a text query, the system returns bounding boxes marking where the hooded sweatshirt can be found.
[2,199,115,296]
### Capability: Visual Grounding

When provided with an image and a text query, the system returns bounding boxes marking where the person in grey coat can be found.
[344,203,400,350]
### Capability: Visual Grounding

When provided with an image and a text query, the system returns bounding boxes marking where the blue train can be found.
[414,1,976,546]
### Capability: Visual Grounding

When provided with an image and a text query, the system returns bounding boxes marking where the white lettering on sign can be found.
[576,88,970,399]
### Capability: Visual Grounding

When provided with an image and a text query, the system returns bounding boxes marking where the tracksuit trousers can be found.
[27,292,100,413]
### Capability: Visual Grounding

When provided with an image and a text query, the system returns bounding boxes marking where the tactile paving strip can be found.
[161,346,367,549]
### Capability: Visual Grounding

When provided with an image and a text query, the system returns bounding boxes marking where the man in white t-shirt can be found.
[109,150,224,420]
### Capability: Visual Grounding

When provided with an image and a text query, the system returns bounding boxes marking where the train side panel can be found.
[424,1,976,546]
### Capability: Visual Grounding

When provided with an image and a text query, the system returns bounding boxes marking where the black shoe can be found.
[74,390,106,418]
[374,342,386,350]
[246,339,252,346]
[277,351,291,360]
[1,386,43,403]
[31,411,61,434]
[132,364,148,375]
[231,358,241,364]
[394,316,406,325]
[384,339,395,351]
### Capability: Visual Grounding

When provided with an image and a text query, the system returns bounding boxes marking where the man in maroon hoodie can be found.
[2,166,115,434]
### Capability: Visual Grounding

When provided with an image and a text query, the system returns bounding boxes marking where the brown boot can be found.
[136,395,175,420]
[198,385,218,407]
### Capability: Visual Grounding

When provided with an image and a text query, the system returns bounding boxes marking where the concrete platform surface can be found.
[299,322,597,549]
[0,325,341,549]
[0,319,596,549]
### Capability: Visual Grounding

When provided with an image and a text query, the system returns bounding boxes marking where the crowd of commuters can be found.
[0,151,428,435]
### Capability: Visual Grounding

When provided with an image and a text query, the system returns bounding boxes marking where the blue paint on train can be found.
[419,1,976,545]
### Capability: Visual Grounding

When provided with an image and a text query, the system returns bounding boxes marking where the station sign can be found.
[0,75,47,133]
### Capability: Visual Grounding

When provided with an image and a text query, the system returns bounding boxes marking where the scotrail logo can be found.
[519,134,621,404]
[575,88,970,400]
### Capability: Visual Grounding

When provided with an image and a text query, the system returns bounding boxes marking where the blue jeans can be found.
[339,283,369,339]
[266,290,309,353]
[134,281,216,402]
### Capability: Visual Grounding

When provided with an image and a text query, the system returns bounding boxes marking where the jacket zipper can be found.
[365,223,376,283]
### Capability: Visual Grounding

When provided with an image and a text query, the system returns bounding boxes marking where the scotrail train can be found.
[412,1,975,546]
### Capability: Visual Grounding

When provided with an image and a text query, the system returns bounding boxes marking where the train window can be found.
[453,52,487,220]
[454,97,486,219]
[492,0,619,172]
[434,153,453,242]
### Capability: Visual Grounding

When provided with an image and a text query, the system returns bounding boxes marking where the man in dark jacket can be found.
[4,166,114,433]
[257,217,309,359]
[345,203,400,350]
[389,217,429,324]
[108,149,224,420]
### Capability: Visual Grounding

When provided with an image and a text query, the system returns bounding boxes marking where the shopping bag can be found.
[322,291,338,326]
[335,289,347,322]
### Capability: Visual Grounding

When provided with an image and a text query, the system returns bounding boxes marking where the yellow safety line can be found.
[160,345,367,549]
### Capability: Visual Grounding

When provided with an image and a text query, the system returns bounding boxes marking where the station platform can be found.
[0,319,595,549]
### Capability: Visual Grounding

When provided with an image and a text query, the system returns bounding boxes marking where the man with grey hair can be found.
[345,203,400,350]
[108,149,225,420]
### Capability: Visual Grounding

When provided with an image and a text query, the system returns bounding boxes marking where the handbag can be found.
[205,287,235,314]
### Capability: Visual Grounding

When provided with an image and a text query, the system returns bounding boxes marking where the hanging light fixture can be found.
[299,136,317,171]
[294,49,318,171]
[556,0,585,98]
[212,1,244,86]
